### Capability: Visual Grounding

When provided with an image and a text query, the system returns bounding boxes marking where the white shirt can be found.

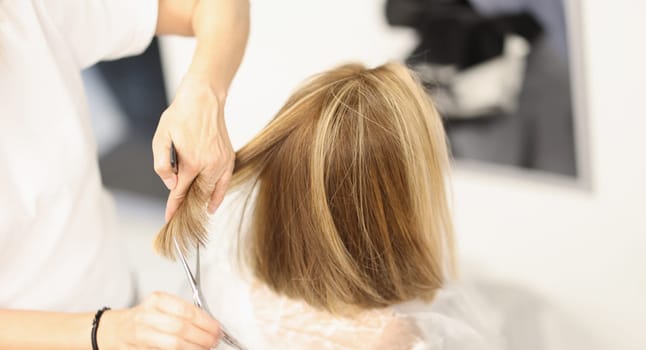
[0,0,157,311]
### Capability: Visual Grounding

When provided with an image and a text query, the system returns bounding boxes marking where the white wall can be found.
[160,1,646,349]
[452,1,646,348]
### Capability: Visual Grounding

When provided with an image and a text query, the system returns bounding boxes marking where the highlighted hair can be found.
[156,62,455,311]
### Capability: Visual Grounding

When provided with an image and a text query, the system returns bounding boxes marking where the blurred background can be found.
[85,0,645,349]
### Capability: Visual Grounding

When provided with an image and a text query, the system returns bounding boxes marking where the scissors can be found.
[170,144,248,350]
[173,239,248,350]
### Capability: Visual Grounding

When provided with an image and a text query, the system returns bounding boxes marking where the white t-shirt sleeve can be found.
[40,0,159,69]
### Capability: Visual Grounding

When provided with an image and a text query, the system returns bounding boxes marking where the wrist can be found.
[183,67,228,105]
[186,45,229,102]
[96,309,121,350]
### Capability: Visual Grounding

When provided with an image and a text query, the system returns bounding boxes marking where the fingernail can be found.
[162,177,176,190]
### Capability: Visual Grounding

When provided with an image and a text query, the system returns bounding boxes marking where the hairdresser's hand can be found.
[98,292,221,350]
[153,74,235,221]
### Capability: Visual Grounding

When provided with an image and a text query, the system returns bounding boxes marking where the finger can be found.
[152,131,177,190]
[136,330,207,350]
[148,292,220,336]
[207,168,232,214]
[143,311,220,349]
[165,159,200,221]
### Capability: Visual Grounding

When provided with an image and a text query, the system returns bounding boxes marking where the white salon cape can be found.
[0,0,157,311]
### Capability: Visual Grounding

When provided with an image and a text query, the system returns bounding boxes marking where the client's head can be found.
[232,62,455,313]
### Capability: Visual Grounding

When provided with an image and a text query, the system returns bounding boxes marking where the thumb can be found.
[152,132,177,190]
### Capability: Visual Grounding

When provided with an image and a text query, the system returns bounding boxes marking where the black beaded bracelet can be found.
[91,307,111,350]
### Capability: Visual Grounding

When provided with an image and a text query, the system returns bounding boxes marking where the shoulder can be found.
[36,0,158,68]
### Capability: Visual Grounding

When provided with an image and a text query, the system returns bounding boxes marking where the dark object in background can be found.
[386,0,542,69]
[97,38,168,140]
[386,0,577,177]
[97,38,170,199]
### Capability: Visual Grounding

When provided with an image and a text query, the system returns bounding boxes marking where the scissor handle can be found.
[170,143,178,174]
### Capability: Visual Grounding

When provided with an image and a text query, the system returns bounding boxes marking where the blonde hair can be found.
[155,62,455,312]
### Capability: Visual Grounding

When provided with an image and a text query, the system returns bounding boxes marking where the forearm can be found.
[188,0,250,99]
[0,309,93,350]
[0,293,222,350]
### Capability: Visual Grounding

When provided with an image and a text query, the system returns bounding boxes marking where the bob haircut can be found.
[156,62,455,313]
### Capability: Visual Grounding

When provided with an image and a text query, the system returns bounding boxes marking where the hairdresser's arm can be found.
[0,292,220,350]
[152,0,250,221]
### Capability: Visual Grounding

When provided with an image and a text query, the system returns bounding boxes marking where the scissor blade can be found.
[195,245,201,285]
[222,332,248,350]
[173,239,247,350]
[173,238,200,296]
